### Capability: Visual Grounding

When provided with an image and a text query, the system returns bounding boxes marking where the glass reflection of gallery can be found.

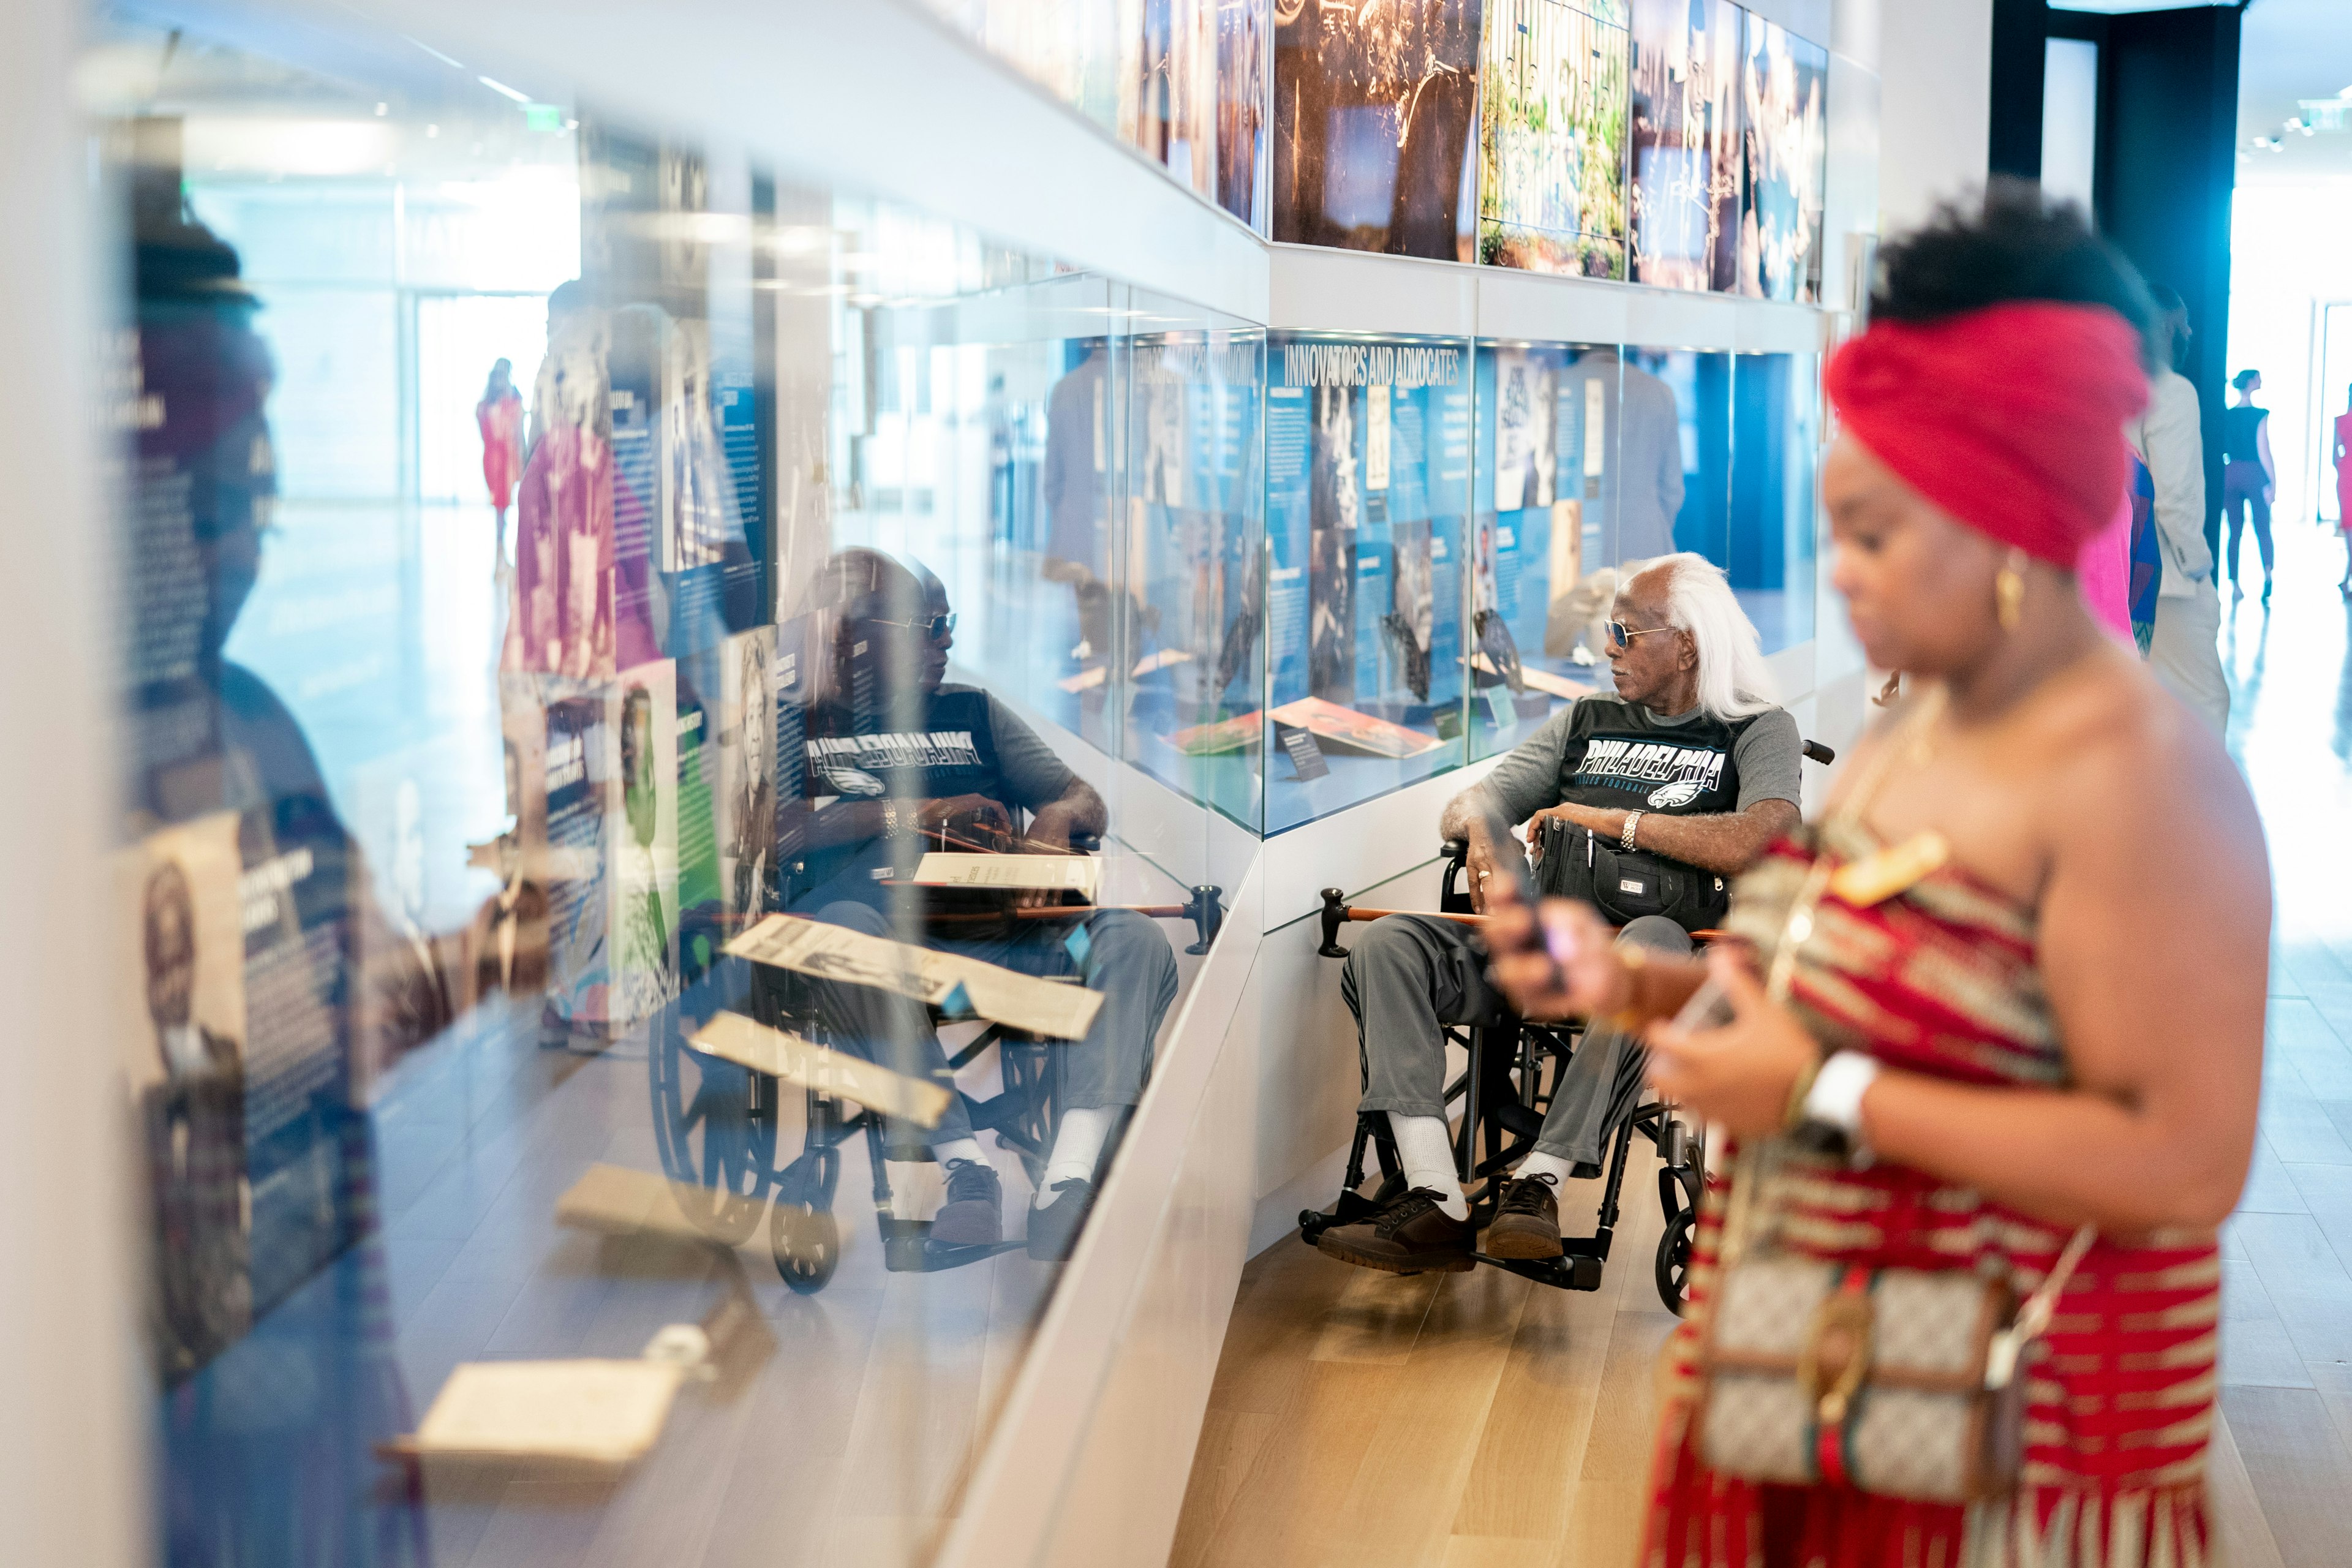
[91,0,1845,1563]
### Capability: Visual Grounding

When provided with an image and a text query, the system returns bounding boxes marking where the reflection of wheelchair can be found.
[647,883,1222,1295]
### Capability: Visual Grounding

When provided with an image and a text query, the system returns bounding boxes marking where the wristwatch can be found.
[1620,810,1645,851]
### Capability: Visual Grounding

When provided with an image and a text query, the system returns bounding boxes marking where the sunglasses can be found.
[1607,620,1675,649]
[874,611,957,641]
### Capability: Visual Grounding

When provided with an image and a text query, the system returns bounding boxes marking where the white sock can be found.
[1037,1107,1116,1205]
[933,1137,986,1169]
[1387,1112,1469,1221]
[1515,1151,1579,1186]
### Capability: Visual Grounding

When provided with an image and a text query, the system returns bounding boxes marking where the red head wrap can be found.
[1824,302,2150,566]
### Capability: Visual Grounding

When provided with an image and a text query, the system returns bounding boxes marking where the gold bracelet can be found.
[1782,1053,1826,1131]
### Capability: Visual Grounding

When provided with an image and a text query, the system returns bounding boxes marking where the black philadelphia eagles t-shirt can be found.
[1476,695,1803,827]
[783,683,1079,910]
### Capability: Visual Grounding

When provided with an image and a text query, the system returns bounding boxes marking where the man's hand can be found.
[1016,802,1085,908]
[1025,802,1079,852]
[1463,830,1499,913]
[919,794,1014,848]
[1525,802,1615,864]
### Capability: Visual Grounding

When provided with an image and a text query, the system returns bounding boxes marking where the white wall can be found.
[1,2,145,1566]
[1876,0,1994,236]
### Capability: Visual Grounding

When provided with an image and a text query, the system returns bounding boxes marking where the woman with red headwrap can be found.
[1483,186,2266,1568]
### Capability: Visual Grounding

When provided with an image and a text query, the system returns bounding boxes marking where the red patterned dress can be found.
[1644,819,2222,1568]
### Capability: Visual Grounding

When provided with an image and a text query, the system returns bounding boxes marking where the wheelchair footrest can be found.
[1473,1251,1606,1292]
[1298,1189,1387,1245]
[878,1215,1026,1272]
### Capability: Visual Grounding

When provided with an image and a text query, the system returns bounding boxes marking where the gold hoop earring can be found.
[1995,548,2028,632]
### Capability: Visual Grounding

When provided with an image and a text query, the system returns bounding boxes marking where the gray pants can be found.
[799,900,1178,1150]
[1340,912,1692,1167]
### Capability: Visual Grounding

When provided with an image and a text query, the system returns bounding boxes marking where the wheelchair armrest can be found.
[1439,837,1474,915]
[1801,739,1836,766]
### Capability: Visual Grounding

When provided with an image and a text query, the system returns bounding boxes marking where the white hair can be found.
[1630,553,1779,722]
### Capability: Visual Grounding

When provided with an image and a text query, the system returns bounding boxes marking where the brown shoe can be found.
[1316,1188,1476,1273]
[1485,1173,1564,1259]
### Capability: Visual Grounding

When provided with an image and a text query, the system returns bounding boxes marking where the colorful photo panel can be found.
[1273,0,1485,259]
[1477,0,1631,278]
[1627,0,1744,291]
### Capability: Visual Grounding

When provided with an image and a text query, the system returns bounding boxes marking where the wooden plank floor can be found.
[1176,537,2352,1568]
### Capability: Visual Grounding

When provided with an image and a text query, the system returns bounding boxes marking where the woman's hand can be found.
[1642,949,1818,1137]
[1482,888,1634,1022]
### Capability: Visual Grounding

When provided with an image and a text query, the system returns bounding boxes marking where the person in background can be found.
[2223,367,2275,603]
[2128,285,2229,733]
[477,357,522,563]
[2334,383,2352,596]
[1483,186,2264,1568]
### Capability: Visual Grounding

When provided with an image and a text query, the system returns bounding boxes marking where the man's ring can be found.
[1478,870,1491,880]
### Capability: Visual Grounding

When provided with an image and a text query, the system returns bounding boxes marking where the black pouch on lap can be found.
[1533,816,1729,932]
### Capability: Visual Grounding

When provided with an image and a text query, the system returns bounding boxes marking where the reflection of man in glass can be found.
[1618,350,1687,565]
[140,860,252,1381]
[728,637,774,919]
[1042,341,1117,664]
[779,549,1180,1261]
[127,164,497,1557]
[617,684,675,1014]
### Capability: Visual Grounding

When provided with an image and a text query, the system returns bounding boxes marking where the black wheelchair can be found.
[647,878,1222,1294]
[1300,739,1834,1313]
[1303,846,1706,1313]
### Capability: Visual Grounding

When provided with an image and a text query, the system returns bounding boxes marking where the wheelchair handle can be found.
[1318,887,1486,958]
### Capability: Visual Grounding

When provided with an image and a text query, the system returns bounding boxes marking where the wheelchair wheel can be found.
[771,1199,841,1294]
[649,1014,778,1245]
[1656,1207,1696,1315]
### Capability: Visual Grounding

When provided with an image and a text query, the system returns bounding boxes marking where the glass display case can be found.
[94,17,1251,1564]
[1467,341,1621,762]
[1629,344,1820,656]
[88,4,1837,1558]
[1264,333,1473,831]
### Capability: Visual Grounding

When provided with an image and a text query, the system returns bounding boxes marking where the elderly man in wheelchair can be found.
[1319,554,1803,1276]
[764,548,1180,1262]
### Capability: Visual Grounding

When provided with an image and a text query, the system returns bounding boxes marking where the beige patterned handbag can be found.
[1689,690,2094,1504]
[1692,1198,2092,1502]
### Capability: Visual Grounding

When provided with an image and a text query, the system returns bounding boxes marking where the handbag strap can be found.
[1722,691,1946,1270]
[1985,1222,2097,1389]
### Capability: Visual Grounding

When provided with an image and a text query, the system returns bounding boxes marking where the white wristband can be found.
[1803,1050,1882,1140]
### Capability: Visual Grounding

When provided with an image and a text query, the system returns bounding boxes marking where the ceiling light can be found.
[477,75,532,104]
